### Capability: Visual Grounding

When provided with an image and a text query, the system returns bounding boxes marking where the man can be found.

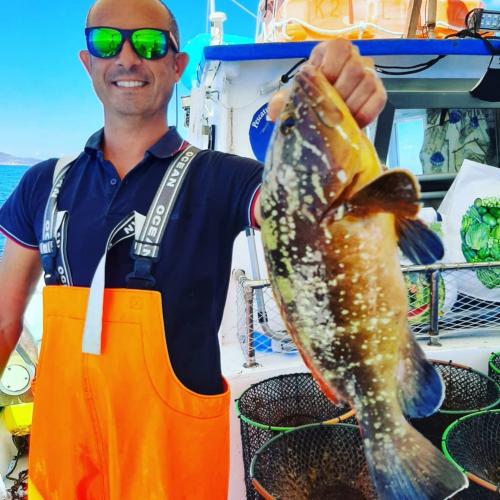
[0,0,386,497]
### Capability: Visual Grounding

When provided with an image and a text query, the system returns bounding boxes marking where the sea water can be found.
[0,165,30,256]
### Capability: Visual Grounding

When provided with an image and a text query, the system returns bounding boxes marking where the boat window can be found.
[386,108,499,176]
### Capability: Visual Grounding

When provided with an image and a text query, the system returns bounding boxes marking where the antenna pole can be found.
[209,0,227,45]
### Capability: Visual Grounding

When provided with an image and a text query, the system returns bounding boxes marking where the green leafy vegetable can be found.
[465,223,490,250]
[483,213,497,227]
[489,206,500,218]
[461,197,500,288]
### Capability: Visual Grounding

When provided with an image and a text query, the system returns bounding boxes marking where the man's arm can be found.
[0,238,41,374]
[252,39,387,227]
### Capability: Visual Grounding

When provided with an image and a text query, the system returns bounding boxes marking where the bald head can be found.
[86,0,180,47]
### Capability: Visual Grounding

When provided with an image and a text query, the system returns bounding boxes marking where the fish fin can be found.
[345,169,444,263]
[347,170,421,219]
[358,411,468,500]
[396,218,444,264]
[397,334,444,418]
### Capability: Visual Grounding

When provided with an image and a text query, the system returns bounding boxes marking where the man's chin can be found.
[109,104,152,118]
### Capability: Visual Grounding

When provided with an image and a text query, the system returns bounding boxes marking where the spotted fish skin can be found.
[260,65,467,499]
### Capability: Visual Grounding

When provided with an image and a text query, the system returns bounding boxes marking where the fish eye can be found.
[280,116,296,136]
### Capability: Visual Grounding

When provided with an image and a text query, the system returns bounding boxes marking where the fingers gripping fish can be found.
[260,64,468,500]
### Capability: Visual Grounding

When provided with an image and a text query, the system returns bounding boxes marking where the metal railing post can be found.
[428,270,442,346]
[243,280,259,368]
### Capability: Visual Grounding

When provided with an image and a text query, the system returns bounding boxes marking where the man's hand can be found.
[268,39,387,128]
[255,39,387,228]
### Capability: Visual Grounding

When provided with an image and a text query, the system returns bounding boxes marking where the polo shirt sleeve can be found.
[215,153,263,234]
[0,160,56,249]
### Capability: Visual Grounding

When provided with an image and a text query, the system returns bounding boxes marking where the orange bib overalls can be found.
[29,147,230,499]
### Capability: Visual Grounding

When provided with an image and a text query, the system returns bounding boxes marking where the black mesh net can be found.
[489,353,500,388]
[443,410,500,497]
[454,480,499,500]
[250,423,376,500]
[237,373,354,499]
[410,360,500,448]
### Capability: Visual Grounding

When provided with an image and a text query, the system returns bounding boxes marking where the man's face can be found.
[80,0,187,121]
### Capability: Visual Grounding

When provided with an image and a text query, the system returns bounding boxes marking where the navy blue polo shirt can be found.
[0,127,263,395]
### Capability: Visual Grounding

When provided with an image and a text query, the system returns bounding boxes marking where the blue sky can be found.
[0,0,258,159]
[2,0,500,160]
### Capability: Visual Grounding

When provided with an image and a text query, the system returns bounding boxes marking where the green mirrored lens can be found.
[90,28,122,57]
[131,29,167,59]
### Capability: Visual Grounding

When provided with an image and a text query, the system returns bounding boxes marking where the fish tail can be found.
[360,413,468,500]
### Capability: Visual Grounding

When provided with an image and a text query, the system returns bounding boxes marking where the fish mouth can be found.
[294,65,343,129]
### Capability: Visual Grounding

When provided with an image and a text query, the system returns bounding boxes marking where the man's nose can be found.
[115,39,142,68]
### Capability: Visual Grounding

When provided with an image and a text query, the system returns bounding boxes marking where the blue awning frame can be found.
[204,39,500,62]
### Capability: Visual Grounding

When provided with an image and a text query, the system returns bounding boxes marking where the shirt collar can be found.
[84,129,104,153]
[84,127,187,160]
[147,127,187,159]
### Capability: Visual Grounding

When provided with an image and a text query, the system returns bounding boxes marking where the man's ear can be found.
[79,50,92,76]
[174,52,189,81]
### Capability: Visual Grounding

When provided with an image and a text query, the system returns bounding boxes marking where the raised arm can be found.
[0,239,41,373]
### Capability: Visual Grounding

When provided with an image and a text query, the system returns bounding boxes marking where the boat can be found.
[2,1,500,498]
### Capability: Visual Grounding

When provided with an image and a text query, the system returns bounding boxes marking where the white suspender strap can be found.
[40,155,79,285]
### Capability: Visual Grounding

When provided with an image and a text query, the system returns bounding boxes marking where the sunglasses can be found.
[85,26,179,60]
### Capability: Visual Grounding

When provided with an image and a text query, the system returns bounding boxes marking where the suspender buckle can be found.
[39,238,59,285]
[126,256,157,290]
[40,238,57,257]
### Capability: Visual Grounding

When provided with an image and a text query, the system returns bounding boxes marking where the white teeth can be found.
[115,81,146,88]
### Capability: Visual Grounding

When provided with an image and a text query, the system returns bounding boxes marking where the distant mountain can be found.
[0,152,41,166]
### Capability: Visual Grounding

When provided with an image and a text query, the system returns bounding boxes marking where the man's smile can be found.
[112,80,148,88]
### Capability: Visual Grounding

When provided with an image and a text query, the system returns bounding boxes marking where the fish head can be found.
[263,64,375,223]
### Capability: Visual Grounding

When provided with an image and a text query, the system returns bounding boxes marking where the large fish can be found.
[260,64,468,499]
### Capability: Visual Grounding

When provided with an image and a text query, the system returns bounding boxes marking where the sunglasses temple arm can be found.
[169,32,179,52]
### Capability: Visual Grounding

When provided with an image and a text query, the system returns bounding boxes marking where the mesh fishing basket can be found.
[489,352,500,388]
[410,360,500,449]
[250,423,376,500]
[443,409,500,497]
[236,372,355,499]
[453,481,499,500]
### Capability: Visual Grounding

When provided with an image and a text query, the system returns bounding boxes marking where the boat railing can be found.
[233,261,500,367]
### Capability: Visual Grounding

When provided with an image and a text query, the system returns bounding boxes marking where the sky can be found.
[0,0,259,160]
[2,0,500,160]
